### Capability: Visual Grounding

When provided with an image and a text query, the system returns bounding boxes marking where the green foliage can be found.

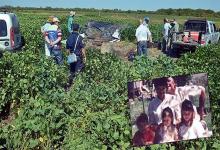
[120,25,137,42]
[0,50,68,111]
[120,24,164,43]
[0,10,220,150]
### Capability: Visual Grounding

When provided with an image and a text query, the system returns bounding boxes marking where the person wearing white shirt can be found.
[166,77,206,120]
[154,107,179,144]
[148,78,181,125]
[41,16,54,56]
[135,17,152,56]
[162,18,172,53]
[178,100,207,140]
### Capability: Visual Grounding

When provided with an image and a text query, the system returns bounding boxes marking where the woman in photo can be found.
[154,107,178,144]
[178,100,206,140]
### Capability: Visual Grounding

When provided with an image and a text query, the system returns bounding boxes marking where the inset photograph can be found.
[128,73,212,147]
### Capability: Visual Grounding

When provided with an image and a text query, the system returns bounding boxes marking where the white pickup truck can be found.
[172,19,220,53]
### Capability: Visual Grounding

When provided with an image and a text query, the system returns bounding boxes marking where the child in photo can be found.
[178,100,206,140]
[154,107,178,144]
[132,113,156,146]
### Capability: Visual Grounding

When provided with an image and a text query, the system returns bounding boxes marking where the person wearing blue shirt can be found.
[45,17,63,65]
[66,23,86,84]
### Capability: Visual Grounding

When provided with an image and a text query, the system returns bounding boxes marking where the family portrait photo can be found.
[128,73,212,147]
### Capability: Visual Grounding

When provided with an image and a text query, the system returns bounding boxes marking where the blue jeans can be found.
[137,41,148,56]
[50,48,63,65]
[162,36,169,52]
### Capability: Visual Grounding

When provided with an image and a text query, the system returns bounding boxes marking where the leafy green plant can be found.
[120,25,137,42]
[0,10,220,150]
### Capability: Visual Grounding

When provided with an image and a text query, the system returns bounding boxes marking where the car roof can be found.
[186,19,206,22]
[0,12,16,17]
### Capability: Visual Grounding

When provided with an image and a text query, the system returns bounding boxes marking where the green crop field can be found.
[0,8,220,149]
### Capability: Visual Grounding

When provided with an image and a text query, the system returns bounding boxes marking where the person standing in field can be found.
[66,23,86,84]
[41,16,54,56]
[171,19,179,42]
[162,18,172,53]
[135,17,152,56]
[45,17,63,64]
[67,11,76,34]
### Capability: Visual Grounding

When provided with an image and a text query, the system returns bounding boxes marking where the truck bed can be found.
[172,41,199,51]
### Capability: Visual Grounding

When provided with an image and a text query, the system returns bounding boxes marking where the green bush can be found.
[120,25,137,42]
[1,43,220,149]
[0,50,68,149]
[1,9,220,149]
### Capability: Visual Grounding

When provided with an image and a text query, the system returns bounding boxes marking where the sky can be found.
[1,0,220,12]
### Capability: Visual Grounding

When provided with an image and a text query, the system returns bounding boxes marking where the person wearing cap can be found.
[45,17,63,64]
[162,18,172,53]
[135,17,152,56]
[66,23,86,84]
[67,11,76,33]
[41,16,53,56]
[144,17,150,27]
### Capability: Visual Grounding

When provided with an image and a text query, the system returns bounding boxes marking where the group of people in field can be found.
[41,13,179,80]
[132,77,211,146]
[41,11,86,87]
[135,17,179,56]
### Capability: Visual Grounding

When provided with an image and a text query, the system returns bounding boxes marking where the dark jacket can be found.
[66,32,84,57]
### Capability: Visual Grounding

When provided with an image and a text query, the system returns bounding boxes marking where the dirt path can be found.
[148,47,165,58]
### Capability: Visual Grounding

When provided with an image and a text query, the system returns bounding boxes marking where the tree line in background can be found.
[1,5,220,18]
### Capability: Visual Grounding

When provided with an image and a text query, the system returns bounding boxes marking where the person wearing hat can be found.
[66,23,86,85]
[135,17,152,56]
[41,16,54,56]
[45,17,63,64]
[67,11,76,33]
[144,16,150,27]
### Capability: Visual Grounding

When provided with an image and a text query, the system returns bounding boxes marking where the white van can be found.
[0,11,24,51]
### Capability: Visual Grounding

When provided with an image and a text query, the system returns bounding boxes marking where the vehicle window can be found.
[210,23,214,33]
[213,24,217,32]
[0,20,7,37]
[12,15,20,34]
[206,23,210,33]
[185,22,206,32]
